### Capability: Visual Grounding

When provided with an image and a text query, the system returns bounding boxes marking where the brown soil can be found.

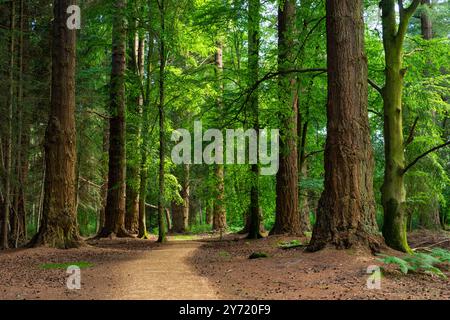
[0,231,449,300]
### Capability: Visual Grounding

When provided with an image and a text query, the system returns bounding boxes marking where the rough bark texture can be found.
[29,0,81,248]
[98,0,129,238]
[308,0,381,252]
[271,0,301,235]
[212,43,227,232]
[420,0,432,40]
[380,0,421,253]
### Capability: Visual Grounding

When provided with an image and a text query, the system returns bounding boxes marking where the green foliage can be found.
[278,239,303,249]
[248,252,269,259]
[378,249,450,278]
[40,262,93,270]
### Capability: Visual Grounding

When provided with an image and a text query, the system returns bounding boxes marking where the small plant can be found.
[40,261,93,270]
[278,239,303,249]
[377,248,450,279]
[249,252,269,259]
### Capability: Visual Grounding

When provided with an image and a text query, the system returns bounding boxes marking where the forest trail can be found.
[103,241,220,300]
[0,239,222,300]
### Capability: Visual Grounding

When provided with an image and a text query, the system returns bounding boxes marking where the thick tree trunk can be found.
[308,0,381,252]
[271,0,301,235]
[420,0,432,40]
[29,0,81,248]
[157,0,167,243]
[212,43,227,232]
[380,0,421,253]
[98,0,129,238]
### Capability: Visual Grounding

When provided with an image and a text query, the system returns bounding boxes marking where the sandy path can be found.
[0,240,221,300]
[106,241,219,299]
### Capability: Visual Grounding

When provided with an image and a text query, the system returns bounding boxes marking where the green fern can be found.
[377,248,450,279]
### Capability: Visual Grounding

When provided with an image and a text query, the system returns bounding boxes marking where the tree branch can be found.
[403,140,450,174]
[404,116,419,147]
[368,78,383,95]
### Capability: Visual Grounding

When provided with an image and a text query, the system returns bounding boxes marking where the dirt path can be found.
[0,239,220,300]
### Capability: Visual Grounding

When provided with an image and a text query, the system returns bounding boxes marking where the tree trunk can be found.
[298,115,311,233]
[417,0,441,230]
[157,0,167,243]
[98,121,109,231]
[247,0,263,239]
[12,0,28,247]
[138,25,154,240]
[98,0,129,238]
[29,0,81,248]
[125,24,144,235]
[212,42,227,232]
[308,0,381,252]
[380,0,421,253]
[271,0,301,235]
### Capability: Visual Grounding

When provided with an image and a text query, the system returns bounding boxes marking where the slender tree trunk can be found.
[247,0,263,239]
[98,120,109,231]
[172,164,190,233]
[29,0,81,248]
[417,0,441,230]
[380,0,421,253]
[212,42,227,232]
[308,0,381,252]
[12,0,28,247]
[1,0,15,249]
[157,0,167,243]
[98,0,129,238]
[138,26,154,240]
[298,115,311,233]
[271,0,301,235]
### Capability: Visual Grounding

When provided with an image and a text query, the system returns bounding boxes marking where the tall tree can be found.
[271,0,302,235]
[308,0,380,251]
[29,0,81,248]
[212,42,227,232]
[247,0,263,239]
[98,0,129,238]
[380,0,421,253]
[157,0,167,243]
[1,0,15,249]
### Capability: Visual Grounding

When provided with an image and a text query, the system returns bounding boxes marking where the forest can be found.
[0,0,449,301]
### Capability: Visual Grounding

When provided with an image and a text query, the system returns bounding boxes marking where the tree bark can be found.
[380,0,421,253]
[271,0,301,235]
[172,164,190,233]
[29,0,81,248]
[98,0,129,238]
[125,27,144,235]
[308,0,381,252]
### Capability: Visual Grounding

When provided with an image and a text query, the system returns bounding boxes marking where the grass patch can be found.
[40,261,93,270]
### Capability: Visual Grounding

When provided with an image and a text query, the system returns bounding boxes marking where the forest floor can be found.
[0,230,449,300]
